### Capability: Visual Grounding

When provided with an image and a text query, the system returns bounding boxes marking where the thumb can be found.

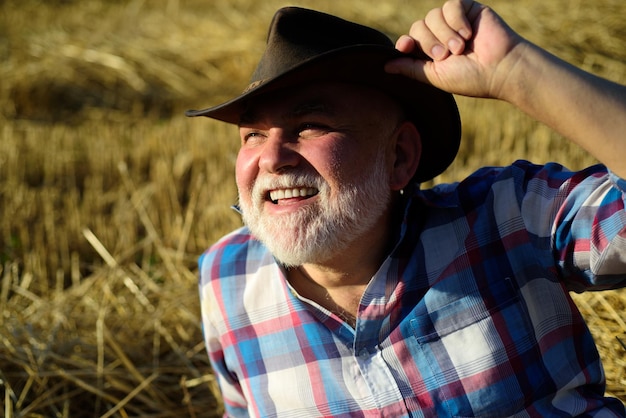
[385,57,429,84]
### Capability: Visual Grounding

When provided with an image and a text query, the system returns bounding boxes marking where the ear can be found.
[389,121,421,191]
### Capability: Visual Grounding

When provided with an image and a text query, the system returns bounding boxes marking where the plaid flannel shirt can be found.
[199,160,626,417]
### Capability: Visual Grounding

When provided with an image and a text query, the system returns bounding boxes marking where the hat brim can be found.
[186,45,461,183]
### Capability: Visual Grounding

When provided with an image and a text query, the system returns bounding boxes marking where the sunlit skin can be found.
[386,0,626,178]
[237,84,402,214]
[235,82,421,320]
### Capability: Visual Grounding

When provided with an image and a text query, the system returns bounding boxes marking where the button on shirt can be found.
[199,161,626,417]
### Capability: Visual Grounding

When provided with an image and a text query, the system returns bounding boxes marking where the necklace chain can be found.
[291,267,357,328]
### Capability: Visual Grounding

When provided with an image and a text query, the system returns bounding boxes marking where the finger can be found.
[384,57,428,84]
[442,0,473,40]
[422,7,465,58]
[395,34,431,61]
[394,34,417,55]
[407,16,450,61]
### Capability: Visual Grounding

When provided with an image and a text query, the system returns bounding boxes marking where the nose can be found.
[259,130,300,173]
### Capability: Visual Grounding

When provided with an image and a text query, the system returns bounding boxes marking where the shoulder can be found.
[452,160,576,195]
[198,226,274,285]
[198,227,288,329]
[411,161,613,235]
[420,160,607,205]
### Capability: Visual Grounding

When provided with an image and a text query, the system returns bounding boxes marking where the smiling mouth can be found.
[268,187,318,204]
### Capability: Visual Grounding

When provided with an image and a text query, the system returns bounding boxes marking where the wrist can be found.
[489,39,536,104]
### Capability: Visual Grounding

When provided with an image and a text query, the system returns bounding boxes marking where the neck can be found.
[289,266,363,328]
[287,195,404,325]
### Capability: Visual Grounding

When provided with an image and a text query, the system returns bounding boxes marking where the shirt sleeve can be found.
[548,165,626,291]
[198,250,250,418]
[202,314,249,418]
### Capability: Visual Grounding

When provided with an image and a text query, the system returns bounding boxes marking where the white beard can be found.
[239,148,391,267]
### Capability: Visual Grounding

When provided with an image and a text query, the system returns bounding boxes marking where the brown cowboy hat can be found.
[186,7,461,183]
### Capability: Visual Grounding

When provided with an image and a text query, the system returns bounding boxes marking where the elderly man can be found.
[187,0,626,416]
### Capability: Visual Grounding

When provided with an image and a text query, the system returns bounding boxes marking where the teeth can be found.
[269,188,317,202]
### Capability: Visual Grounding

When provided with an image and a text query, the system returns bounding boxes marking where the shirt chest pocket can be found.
[409,280,543,418]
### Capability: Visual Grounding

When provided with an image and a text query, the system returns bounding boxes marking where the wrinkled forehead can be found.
[238,81,404,126]
[239,95,335,126]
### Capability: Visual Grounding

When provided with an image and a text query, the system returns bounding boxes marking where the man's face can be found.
[235,82,402,266]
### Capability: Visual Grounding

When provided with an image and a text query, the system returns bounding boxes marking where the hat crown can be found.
[186,7,461,183]
[250,7,393,85]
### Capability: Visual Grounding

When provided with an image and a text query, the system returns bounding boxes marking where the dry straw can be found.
[0,0,624,416]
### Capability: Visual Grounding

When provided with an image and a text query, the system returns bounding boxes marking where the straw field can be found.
[0,0,624,416]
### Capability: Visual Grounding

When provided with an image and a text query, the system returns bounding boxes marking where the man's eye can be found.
[299,124,328,137]
[242,131,264,143]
